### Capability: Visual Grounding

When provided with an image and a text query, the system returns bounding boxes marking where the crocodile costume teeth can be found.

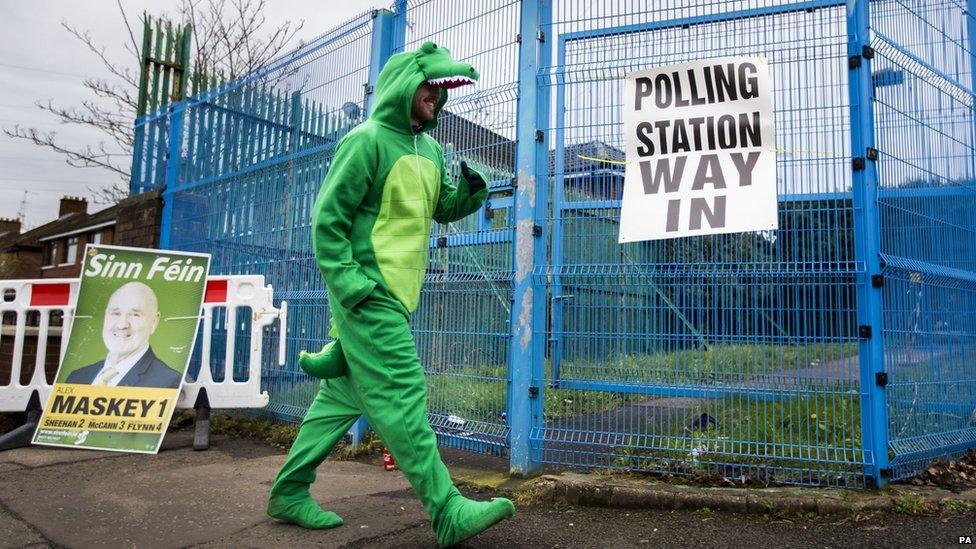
[268,42,515,547]
[427,75,476,88]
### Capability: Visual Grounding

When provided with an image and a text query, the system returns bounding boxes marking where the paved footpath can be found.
[1,431,974,548]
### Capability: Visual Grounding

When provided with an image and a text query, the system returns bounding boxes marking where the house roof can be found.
[0,204,119,253]
[429,110,516,175]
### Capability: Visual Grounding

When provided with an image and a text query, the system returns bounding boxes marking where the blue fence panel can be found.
[870,0,976,480]
[162,12,376,422]
[539,0,864,486]
[394,0,522,455]
[130,110,169,195]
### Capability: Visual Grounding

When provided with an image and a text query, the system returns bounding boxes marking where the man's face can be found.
[102,283,159,361]
[411,83,442,126]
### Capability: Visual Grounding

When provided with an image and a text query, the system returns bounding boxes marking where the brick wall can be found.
[0,249,42,279]
[0,326,62,385]
[115,190,162,248]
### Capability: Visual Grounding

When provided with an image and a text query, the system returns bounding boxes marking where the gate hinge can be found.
[528,386,539,398]
[859,325,872,339]
[516,33,521,44]
[849,46,875,70]
[871,274,884,288]
[437,236,447,248]
[535,129,544,142]
[537,28,546,42]
[532,224,543,237]
[364,83,374,96]
[866,147,879,161]
[875,372,889,387]
[852,157,866,171]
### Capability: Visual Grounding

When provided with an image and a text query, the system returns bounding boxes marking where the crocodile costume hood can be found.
[371,41,479,133]
[298,40,488,315]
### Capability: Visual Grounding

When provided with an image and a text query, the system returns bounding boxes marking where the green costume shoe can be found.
[434,496,516,547]
[298,340,348,379]
[267,495,344,529]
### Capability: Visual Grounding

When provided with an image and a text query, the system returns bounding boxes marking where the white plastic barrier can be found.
[0,278,78,416]
[0,275,286,416]
[178,275,285,410]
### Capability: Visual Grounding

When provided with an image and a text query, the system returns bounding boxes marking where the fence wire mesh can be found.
[871,0,976,480]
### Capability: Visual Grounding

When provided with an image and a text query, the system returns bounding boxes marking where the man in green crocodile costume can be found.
[267,42,515,546]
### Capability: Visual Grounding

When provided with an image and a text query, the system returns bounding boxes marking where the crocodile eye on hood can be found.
[371,41,479,133]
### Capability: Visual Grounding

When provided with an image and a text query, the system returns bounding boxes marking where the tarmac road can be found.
[0,430,972,548]
[344,494,975,549]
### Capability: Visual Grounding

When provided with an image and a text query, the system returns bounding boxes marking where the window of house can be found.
[44,243,56,266]
[90,231,102,245]
[64,236,79,264]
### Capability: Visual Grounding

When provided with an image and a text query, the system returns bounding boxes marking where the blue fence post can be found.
[159,102,186,249]
[130,117,146,196]
[508,0,551,476]
[392,0,407,52]
[345,7,397,449]
[968,1,976,178]
[846,0,889,487]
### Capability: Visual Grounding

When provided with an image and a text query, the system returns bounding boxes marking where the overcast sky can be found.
[0,0,386,230]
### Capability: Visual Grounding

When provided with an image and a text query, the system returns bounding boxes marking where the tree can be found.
[3,0,304,204]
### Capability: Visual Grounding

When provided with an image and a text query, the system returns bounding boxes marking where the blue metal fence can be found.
[131,0,976,487]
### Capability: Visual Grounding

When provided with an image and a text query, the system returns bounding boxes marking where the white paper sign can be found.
[619,57,778,243]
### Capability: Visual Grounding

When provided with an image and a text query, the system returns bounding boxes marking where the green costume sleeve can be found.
[433,151,489,223]
[312,131,378,309]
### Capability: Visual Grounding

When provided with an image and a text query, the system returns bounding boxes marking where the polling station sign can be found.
[33,245,211,453]
[619,58,778,242]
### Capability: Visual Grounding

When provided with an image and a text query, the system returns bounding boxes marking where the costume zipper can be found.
[414,134,430,217]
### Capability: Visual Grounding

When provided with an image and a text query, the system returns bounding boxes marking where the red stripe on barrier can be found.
[30,283,71,307]
[205,280,228,303]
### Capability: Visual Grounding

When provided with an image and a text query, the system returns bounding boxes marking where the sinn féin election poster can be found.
[620,57,778,243]
[33,245,211,453]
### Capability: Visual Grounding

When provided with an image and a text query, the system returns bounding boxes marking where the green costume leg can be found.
[267,377,361,529]
[333,288,514,547]
[298,319,349,379]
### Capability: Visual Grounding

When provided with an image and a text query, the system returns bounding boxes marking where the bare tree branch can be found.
[117,0,142,61]
[2,0,305,206]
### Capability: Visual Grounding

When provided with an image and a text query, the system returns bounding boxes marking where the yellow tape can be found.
[575,147,841,166]
[575,154,628,166]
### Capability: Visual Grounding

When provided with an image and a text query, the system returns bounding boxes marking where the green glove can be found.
[460,161,486,195]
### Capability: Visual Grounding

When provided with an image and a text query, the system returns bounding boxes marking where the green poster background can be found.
[56,245,211,382]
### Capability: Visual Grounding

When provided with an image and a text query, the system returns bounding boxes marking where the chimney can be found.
[59,196,88,218]
[0,217,20,236]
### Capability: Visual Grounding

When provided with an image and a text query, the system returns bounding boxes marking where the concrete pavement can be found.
[1,428,973,548]
[0,431,431,548]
